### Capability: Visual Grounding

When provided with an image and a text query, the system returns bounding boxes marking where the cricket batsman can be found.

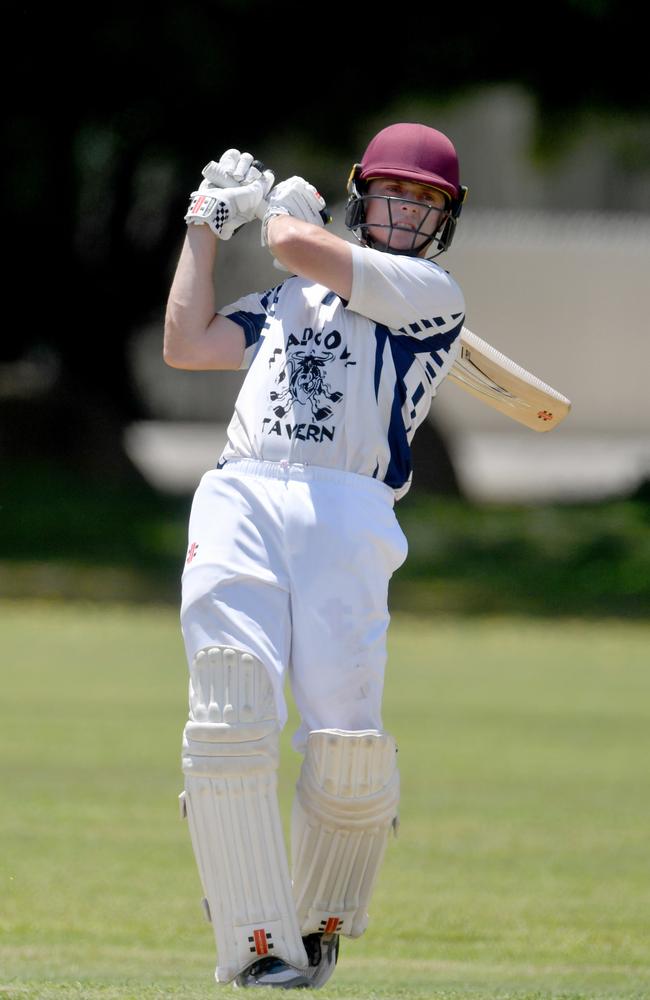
[164,123,467,988]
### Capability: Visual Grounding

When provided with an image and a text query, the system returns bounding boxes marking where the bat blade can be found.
[447,327,571,431]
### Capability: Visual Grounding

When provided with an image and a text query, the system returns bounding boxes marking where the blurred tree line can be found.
[1,0,647,488]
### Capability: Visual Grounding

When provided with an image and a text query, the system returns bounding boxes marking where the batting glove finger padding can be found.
[261,176,328,246]
[185,176,271,240]
[202,148,274,195]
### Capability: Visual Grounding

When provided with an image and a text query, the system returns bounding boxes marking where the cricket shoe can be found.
[233,956,311,989]
[301,932,340,988]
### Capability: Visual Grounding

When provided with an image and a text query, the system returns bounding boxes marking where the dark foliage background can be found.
[1,1,648,613]
[3,0,646,443]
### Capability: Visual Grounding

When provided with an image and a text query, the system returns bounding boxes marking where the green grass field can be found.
[1,601,649,1000]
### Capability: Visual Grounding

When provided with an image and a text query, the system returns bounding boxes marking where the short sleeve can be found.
[347,244,465,337]
[219,283,284,369]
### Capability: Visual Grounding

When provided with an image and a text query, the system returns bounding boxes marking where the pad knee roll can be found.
[292,729,400,938]
[182,644,279,777]
[181,646,307,982]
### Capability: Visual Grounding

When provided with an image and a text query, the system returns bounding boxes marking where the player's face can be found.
[364,178,448,254]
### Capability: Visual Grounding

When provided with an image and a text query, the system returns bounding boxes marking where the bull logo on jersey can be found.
[270,351,343,422]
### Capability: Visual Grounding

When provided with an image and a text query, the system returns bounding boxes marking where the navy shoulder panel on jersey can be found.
[260,282,285,312]
[372,317,463,401]
[372,316,463,492]
[226,309,267,348]
[227,282,286,347]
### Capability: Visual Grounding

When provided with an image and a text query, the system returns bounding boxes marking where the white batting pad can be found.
[181,646,307,982]
[292,729,400,938]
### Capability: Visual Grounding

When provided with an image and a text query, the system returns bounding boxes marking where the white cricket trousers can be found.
[180,459,408,750]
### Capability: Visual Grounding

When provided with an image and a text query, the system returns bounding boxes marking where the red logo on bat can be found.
[253,929,269,955]
[186,542,199,564]
[537,410,554,421]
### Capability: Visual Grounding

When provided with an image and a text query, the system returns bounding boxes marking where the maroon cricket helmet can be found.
[345,122,467,258]
[357,122,461,201]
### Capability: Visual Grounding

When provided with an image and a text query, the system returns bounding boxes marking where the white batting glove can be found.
[201,148,274,190]
[185,178,270,239]
[185,153,274,239]
[261,176,329,247]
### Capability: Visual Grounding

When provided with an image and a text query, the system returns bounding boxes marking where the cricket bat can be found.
[448,328,571,431]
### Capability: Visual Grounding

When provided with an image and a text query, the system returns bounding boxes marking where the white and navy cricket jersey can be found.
[217,243,464,499]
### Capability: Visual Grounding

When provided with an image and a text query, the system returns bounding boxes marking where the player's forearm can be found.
[267,215,353,300]
[164,225,218,365]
